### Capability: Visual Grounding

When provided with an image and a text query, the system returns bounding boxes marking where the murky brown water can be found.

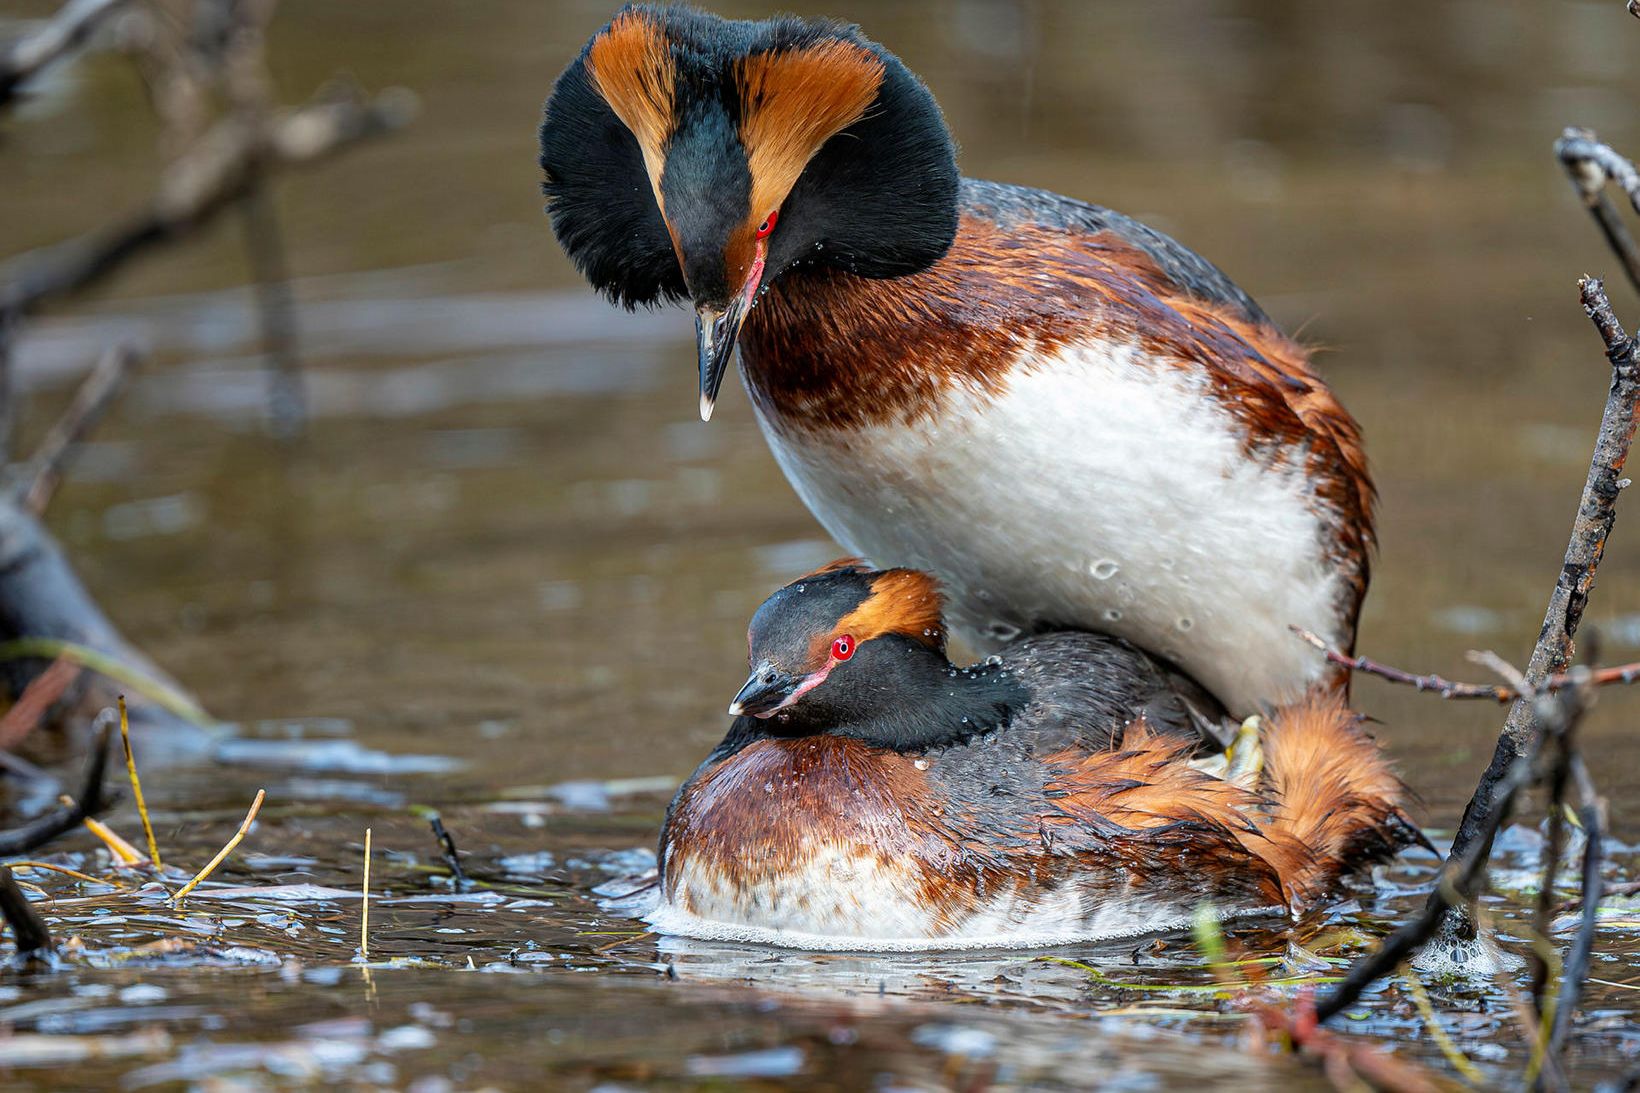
[4,0,1640,1087]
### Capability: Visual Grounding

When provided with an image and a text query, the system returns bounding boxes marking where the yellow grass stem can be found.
[75,802,143,866]
[1402,966,1484,1084]
[117,697,162,871]
[360,827,372,959]
[7,861,125,887]
[171,789,264,903]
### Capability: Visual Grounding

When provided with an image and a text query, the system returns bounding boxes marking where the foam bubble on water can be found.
[1089,559,1119,580]
[1104,609,1122,622]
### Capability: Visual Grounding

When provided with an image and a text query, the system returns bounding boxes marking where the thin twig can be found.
[0,711,114,856]
[360,826,372,959]
[6,860,124,887]
[171,788,264,902]
[116,695,161,870]
[19,344,140,514]
[1556,129,1640,296]
[0,866,53,965]
[81,809,143,865]
[1295,627,1640,702]
[0,0,131,107]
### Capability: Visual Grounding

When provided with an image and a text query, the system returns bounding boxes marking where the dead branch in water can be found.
[0,865,53,965]
[0,0,129,108]
[0,711,114,856]
[1316,276,1636,1033]
[1447,277,1638,869]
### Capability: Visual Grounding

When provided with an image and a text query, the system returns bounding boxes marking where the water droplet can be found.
[985,655,1003,666]
[1177,617,1194,631]
[913,759,929,771]
[1104,609,1122,622]
[987,621,1022,642]
[1090,559,1120,580]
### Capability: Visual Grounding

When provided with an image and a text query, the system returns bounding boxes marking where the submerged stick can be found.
[171,788,264,902]
[0,866,52,964]
[360,827,372,958]
[116,695,161,870]
[415,809,471,892]
[1549,756,1605,1066]
[0,712,114,856]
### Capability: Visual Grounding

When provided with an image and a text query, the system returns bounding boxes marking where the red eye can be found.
[831,635,854,661]
[756,210,778,239]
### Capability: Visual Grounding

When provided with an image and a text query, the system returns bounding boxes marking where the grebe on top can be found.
[539,6,1374,715]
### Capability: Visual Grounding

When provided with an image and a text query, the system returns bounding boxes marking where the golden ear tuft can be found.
[837,568,945,647]
[735,41,885,233]
[585,10,676,209]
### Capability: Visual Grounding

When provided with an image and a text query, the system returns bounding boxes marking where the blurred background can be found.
[8,0,1640,830]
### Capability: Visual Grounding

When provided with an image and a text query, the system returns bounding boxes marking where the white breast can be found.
[652,846,1260,952]
[743,340,1345,715]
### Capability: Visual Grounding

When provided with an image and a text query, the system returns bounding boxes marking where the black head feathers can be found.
[539,5,959,309]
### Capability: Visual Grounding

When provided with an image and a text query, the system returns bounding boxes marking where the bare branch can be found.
[17,344,140,513]
[0,0,130,108]
[1445,277,1637,867]
[0,86,417,323]
[1556,129,1640,296]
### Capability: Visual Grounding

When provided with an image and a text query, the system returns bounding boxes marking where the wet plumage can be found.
[539,6,1373,715]
[653,565,1418,949]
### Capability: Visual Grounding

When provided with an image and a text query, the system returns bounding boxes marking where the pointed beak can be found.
[695,297,748,422]
[728,660,800,718]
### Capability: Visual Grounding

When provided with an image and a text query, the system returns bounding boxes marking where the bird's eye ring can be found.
[756,210,778,239]
[831,635,854,661]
